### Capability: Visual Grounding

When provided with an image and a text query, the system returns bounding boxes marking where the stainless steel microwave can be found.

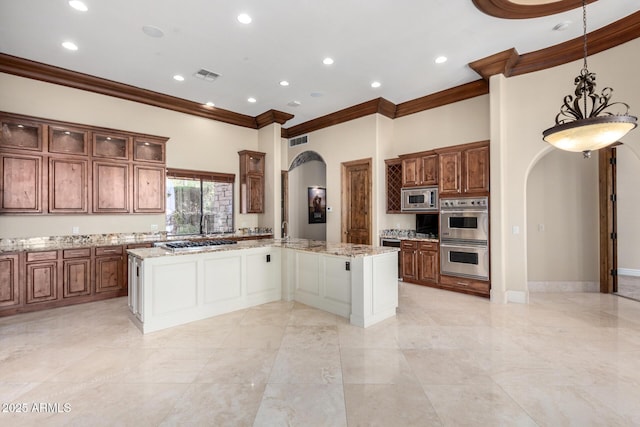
[401,187,438,212]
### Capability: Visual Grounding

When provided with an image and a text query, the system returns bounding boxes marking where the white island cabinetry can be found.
[128,239,398,333]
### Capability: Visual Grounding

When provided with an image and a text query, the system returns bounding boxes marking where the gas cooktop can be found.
[155,239,238,251]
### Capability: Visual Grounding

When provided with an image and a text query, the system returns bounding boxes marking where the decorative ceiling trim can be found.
[472,0,597,19]
[469,48,520,79]
[0,53,293,130]
[283,98,395,139]
[395,80,489,119]
[255,109,295,129]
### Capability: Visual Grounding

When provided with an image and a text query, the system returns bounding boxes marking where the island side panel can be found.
[350,251,398,327]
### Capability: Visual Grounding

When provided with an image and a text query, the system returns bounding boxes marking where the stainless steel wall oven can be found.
[440,197,489,281]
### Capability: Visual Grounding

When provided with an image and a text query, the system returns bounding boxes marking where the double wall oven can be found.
[440,197,489,281]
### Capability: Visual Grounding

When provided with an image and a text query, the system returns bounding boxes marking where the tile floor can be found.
[1,283,640,426]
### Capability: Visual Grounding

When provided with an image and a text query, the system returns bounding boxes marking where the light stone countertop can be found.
[127,238,399,260]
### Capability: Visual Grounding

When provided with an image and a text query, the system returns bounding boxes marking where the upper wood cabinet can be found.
[238,150,265,214]
[49,126,89,156]
[437,141,489,196]
[93,133,130,160]
[0,153,43,213]
[0,116,43,152]
[133,137,166,163]
[0,112,168,215]
[49,157,89,213]
[400,153,438,187]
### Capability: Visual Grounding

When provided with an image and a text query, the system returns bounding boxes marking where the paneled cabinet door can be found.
[0,153,43,213]
[401,157,420,187]
[400,242,418,281]
[464,145,490,194]
[26,262,58,304]
[133,165,165,213]
[420,155,438,186]
[0,116,43,151]
[417,248,438,284]
[439,151,462,195]
[63,259,92,298]
[0,254,20,308]
[93,161,129,213]
[49,158,88,213]
[245,174,264,213]
[95,256,124,293]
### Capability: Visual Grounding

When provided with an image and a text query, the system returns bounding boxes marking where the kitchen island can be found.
[127,238,399,333]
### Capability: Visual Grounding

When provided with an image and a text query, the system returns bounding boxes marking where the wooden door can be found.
[93,161,129,213]
[464,145,490,194]
[439,151,462,195]
[0,153,43,213]
[133,164,165,213]
[341,158,372,245]
[0,254,20,308]
[49,157,88,213]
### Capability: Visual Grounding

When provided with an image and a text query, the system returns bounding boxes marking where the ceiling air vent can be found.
[289,135,308,147]
[194,68,220,82]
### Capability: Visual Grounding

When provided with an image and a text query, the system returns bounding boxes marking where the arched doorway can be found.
[287,151,327,240]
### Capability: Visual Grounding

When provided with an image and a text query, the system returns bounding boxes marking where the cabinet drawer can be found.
[400,241,418,250]
[418,242,438,251]
[26,251,58,262]
[440,274,490,294]
[63,248,91,259]
[95,246,123,256]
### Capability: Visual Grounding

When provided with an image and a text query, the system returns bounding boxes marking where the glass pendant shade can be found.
[543,115,637,152]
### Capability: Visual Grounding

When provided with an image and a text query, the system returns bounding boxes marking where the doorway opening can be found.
[288,151,327,241]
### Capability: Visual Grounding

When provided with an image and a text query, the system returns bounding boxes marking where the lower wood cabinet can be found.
[400,241,418,281]
[401,240,439,286]
[439,274,490,297]
[0,253,21,308]
[94,246,124,293]
[26,251,59,305]
[62,248,92,298]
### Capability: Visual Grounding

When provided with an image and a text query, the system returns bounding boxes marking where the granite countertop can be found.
[0,232,273,254]
[128,238,399,260]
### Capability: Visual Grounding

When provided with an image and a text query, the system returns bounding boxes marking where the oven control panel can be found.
[440,197,488,210]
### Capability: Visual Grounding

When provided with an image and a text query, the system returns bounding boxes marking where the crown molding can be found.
[469,48,520,80]
[395,80,490,118]
[472,0,596,19]
[0,53,296,130]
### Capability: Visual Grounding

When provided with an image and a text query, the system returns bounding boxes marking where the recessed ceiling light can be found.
[205,101,215,107]
[237,13,252,24]
[62,41,78,51]
[287,101,301,107]
[68,1,88,12]
[280,80,290,87]
[142,25,164,38]
[553,21,572,31]
[371,81,381,88]
[435,56,447,64]
[248,97,257,103]
[173,75,185,81]
[310,92,324,98]
[323,57,334,65]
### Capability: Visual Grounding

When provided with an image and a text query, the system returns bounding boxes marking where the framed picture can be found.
[308,186,326,224]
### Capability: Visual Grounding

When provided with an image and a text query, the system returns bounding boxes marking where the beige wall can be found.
[526,149,599,281]
[289,160,326,240]
[617,144,640,273]
[0,72,261,238]
[490,38,640,302]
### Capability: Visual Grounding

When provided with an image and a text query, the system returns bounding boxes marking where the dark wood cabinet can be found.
[0,153,43,213]
[94,246,124,293]
[49,157,89,213]
[133,164,165,213]
[0,116,43,151]
[93,161,129,213]
[239,150,265,214]
[0,253,20,308]
[401,153,438,187]
[401,240,439,286]
[439,274,490,297]
[48,126,89,156]
[92,133,130,160]
[133,137,165,163]
[25,251,59,305]
[437,141,489,196]
[385,159,403,213]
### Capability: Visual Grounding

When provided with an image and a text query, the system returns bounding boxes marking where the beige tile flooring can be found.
[2,283,640,426]
[617,275,640,301]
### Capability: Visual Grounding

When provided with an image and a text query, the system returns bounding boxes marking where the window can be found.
[165,169,235,235]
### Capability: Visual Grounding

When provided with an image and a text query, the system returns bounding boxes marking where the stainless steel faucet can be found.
[281,220,288,240]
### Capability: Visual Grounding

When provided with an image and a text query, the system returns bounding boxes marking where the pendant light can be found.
[542,0,637,158]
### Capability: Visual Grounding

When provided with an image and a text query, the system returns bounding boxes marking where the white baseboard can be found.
[528,281,599,292]
[506,290,528,304]
[618,268,640,277]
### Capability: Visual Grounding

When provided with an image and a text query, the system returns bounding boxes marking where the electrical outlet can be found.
[150,224,158,232]
[72,226,80,235]
[538,223,545,232]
